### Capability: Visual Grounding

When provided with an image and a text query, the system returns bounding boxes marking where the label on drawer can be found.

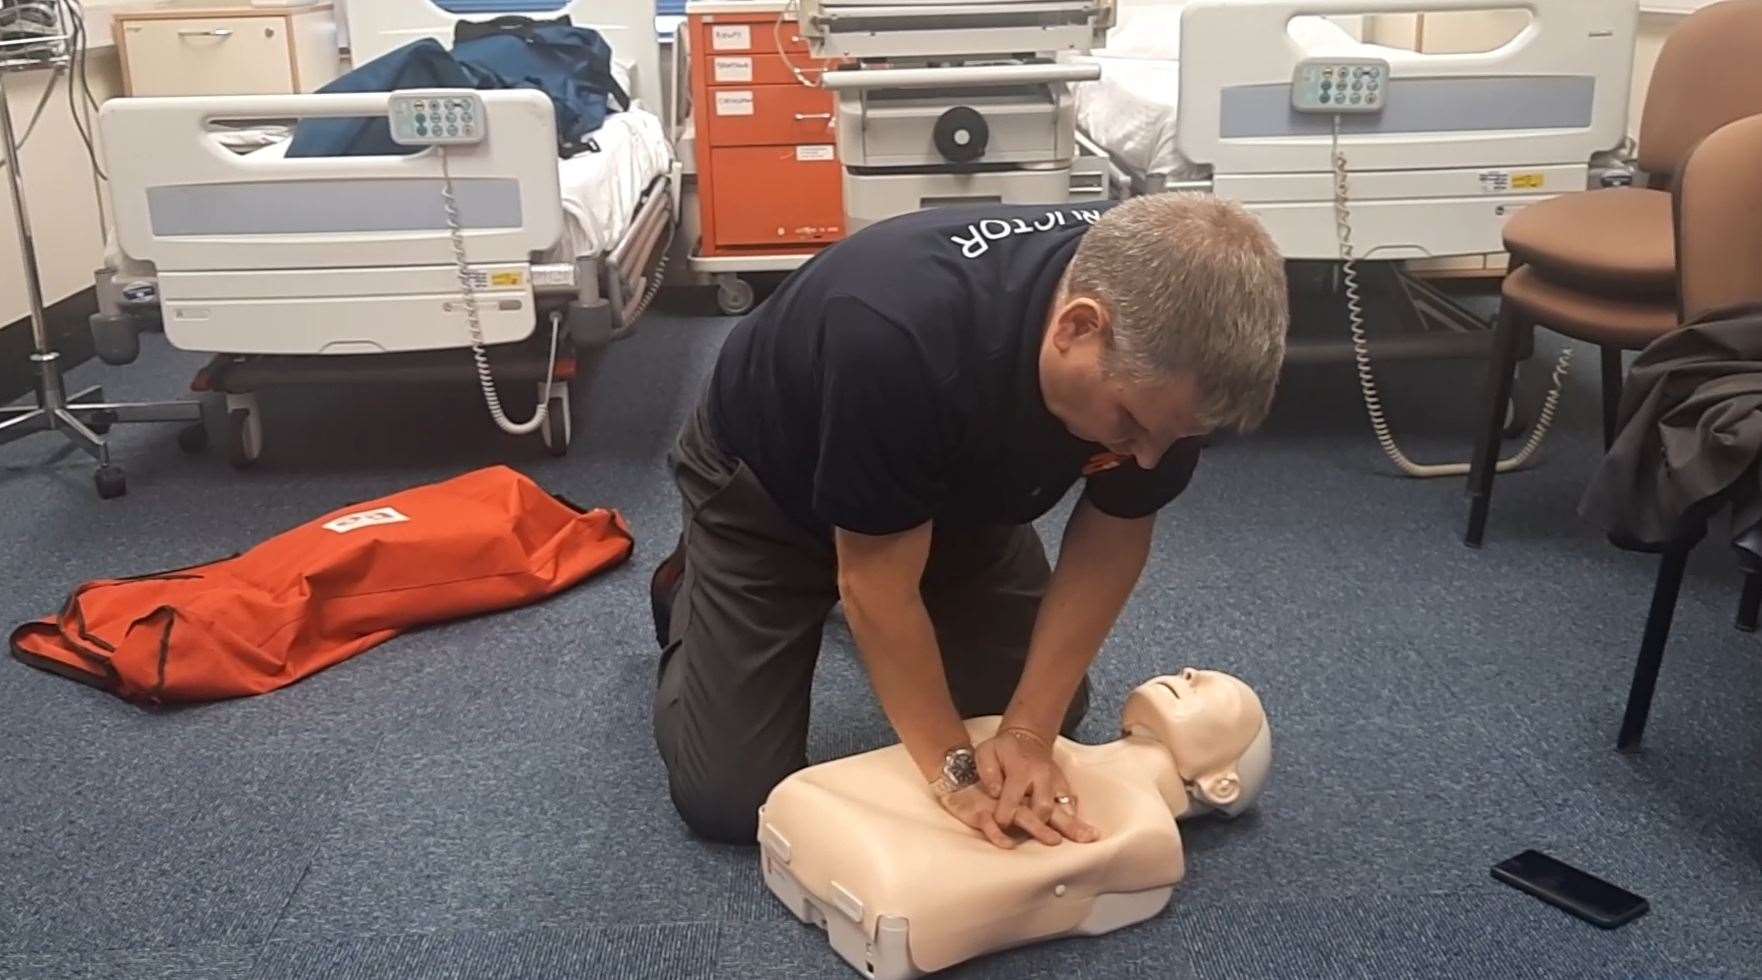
[796,145,835,162]
[711,25,751,50]
[713,57,753,83]
[715,90,755,116]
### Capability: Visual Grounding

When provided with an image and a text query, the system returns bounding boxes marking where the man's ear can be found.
[1051,297,1110,352]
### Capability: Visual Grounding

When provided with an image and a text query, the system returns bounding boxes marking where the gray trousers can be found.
[652,398,1088,844]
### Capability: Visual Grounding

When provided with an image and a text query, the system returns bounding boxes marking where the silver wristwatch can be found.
[929,745,979,797]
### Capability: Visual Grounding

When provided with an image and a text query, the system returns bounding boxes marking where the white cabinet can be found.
[115,3,340,97]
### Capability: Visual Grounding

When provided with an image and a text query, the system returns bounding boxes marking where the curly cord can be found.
[1331,114,1571,478]
[775,0,823,89]
[440,148,559,437]
[629,244,671,322]
[626,211,675,325]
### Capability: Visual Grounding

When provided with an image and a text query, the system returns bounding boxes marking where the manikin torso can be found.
[757,669,1273,980]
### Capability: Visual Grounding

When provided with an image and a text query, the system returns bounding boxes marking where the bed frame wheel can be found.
[717,275,755,316]
[225,393,263,469]
[539,384,572,457]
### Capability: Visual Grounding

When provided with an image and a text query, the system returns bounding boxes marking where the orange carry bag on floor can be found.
[10,466,634,705]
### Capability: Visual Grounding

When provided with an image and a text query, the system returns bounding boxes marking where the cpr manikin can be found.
[757,669,1272,979]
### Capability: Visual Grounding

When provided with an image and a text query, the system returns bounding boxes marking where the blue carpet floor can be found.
[1,288,1757,979]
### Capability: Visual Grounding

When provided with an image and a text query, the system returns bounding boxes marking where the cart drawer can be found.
[710,146,844,246]
[696,16,810,56]
[704,52,835,87]
[706,83,836,147]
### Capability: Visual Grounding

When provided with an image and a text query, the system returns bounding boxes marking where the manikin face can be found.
[1037,295,1210,470]
[1124,668,1272,814]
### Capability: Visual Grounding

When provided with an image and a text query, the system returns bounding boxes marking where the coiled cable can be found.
[440,147,559,437]
[1331,114,1571,478]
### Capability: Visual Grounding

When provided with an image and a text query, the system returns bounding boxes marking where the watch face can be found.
[945,749,977,786]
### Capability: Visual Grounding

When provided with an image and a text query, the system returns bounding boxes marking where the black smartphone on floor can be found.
[1492,849,1649,929]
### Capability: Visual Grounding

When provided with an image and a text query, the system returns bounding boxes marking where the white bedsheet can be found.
[1071,53,1200,182]
[554,107,673,259]
[236,105,673,261]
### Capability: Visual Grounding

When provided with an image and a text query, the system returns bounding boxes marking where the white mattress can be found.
[1071,53,1199,182]
[554,107,673,259]
[236,105,673,261]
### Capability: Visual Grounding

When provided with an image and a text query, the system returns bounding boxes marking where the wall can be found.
[0,48,123,329]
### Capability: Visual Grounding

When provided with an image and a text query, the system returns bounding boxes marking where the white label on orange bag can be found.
[796,145,835,162]
[713,56,753,83]
[715,90,755,116]
[711,25,750,50]
[324,507,411,534]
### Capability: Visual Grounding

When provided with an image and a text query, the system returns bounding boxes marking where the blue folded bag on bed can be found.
[287,16,630,160]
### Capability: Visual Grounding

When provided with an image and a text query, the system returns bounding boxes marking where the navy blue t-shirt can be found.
[707,202,1203,537]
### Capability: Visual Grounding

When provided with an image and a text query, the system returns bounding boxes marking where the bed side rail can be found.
[1175,0,1637,175]
[101,90,564,274]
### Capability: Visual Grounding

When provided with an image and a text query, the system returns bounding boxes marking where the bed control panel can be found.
[1291,58,1389,114]
[388,91,488,146]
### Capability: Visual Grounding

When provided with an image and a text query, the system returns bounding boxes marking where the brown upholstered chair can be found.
[1616,112,1762,752]
[1463,0,1762,548]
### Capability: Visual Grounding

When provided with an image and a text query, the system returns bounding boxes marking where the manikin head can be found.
[1120,668,1273,818]
[1037,194,1290,471]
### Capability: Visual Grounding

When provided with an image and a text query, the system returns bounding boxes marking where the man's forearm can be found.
[1005,501,1155,736]
[840,576,972,781]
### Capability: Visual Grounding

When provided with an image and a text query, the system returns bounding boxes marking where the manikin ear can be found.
[1194,769,1242,807]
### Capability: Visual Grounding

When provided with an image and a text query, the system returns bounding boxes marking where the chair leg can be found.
[1617,541,1694,753]
[1465,309,1524,548]
[1738,571,1762,633]
[1601,345,1624,451]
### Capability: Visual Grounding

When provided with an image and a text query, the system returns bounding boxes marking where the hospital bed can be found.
[88,0,681,463]
[1070,0,1636,263]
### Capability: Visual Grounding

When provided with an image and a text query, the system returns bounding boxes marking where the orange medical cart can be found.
[684,0,846,313]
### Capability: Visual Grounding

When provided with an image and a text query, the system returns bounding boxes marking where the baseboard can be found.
[1,289,98,405]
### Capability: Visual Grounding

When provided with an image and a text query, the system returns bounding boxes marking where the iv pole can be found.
[0,3,202,499]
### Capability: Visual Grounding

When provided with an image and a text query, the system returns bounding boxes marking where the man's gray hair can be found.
[1066,193,1289,433]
